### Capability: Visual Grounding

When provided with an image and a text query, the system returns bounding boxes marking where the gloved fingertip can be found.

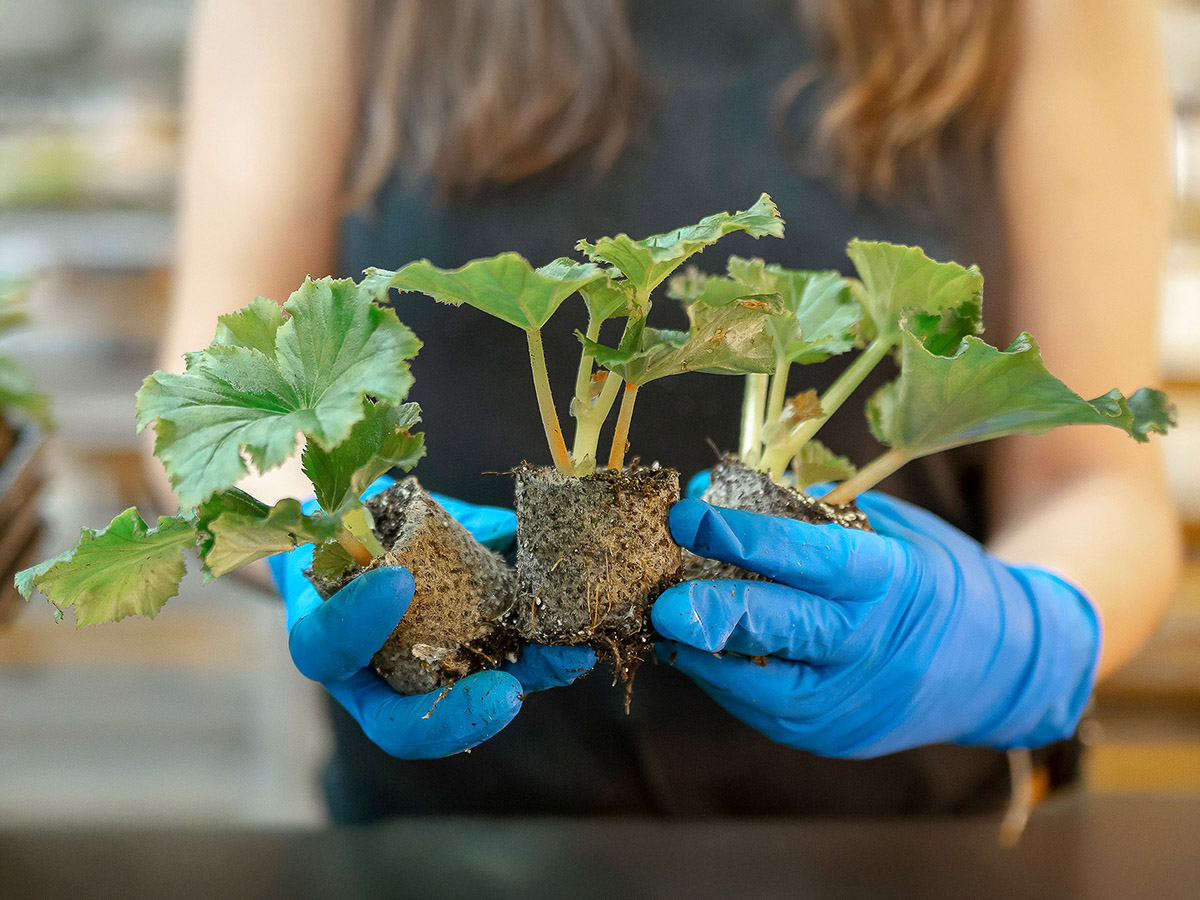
[288,567,415,684]
[668,498,717,549]
[671,501,745,560]
[341,565,415,610]
[503,643,597,691]
[435,670,524,745]
[650,582,712,649]
[684,469,713,499]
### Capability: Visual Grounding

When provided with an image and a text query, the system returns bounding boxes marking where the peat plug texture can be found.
[686,456,871,581]
[309,478,517,695]
[513,465,682,664]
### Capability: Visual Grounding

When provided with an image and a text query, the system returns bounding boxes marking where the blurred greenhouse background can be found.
[0,0,1197,826]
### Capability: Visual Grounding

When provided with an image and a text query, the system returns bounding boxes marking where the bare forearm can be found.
[989,448,1182,681]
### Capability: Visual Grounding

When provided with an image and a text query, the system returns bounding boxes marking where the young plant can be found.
[362,193,786,475]
[704,239,1174,505]
[16,277,426,624]
[361,198,790,672]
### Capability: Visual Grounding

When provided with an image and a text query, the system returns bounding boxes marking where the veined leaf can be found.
[867,328,1176,458]
[365,254,606,331]
[576,194,784,301]
[794,440,858,489]
[847,240,983,347]
[579,275,634,324]
[581,298,776,385]
[756,263,859,364]
[196,490,342,579]
[674,258,860,366]
[301,400,424,515]
[212,296,286,354]
[666,265,776,308]
[15,509,197,626]
[311,541,357,580]
[137,278,420,508]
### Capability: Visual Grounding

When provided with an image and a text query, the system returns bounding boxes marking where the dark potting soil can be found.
[512,464,682,683]
[686,456,872,581]
[308,478,517,695]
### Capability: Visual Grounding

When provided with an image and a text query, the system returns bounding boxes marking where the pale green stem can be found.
[573,313,603,404]
[571,370,623,471]
[758,336,892,478]
[739,373,768,465]
[607,382,640,470]
[823,448,909,505]
[765,357,791,427]
[526,328,573,474]
[340,505,386,558]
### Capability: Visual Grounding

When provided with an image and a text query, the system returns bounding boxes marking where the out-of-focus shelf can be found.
[0,209,173,273]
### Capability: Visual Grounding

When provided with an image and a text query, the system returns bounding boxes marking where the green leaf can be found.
[212,296,286,354]
[137,278,420,508]
[365,254,607,331]
[846,240,983,347]
[576,194,785,301]
[662,264,782,314]
[673,259,860,366]
[196,490,342,579]
[582,298,777,385]
[794,440,858,489]
[867,329,1176,459]
[15,509,197,626]
[755,263,859,365]
[311,541,357,580]
[1128,387,1177,442]
[579,275,634,324]
[300,400,424,515]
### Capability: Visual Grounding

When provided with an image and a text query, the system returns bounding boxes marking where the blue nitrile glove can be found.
[652,492,1102,758]
[268,478,595,759]
[685,469,712,499]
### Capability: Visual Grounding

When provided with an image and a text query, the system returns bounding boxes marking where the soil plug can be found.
[309,478,517,695]
[513,465,681,680]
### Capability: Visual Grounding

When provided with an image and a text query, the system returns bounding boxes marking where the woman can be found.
[163,0,1181,819]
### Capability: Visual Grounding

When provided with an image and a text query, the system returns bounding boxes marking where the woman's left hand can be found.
[652,494,1102,758]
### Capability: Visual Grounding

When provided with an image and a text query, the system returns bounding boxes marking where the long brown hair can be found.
[347,0,1019,207]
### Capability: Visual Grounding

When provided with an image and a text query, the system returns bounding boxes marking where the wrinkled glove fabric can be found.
[652,493,1101,758]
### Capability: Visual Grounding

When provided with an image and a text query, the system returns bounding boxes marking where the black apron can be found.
[329,0,1079,821]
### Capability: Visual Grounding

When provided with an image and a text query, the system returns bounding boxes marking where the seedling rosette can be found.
[680,240,1175,580]
[13,278,509,694]
[365,195,786,679]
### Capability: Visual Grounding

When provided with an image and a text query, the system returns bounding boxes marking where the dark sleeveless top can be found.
[328,0,1078,821]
